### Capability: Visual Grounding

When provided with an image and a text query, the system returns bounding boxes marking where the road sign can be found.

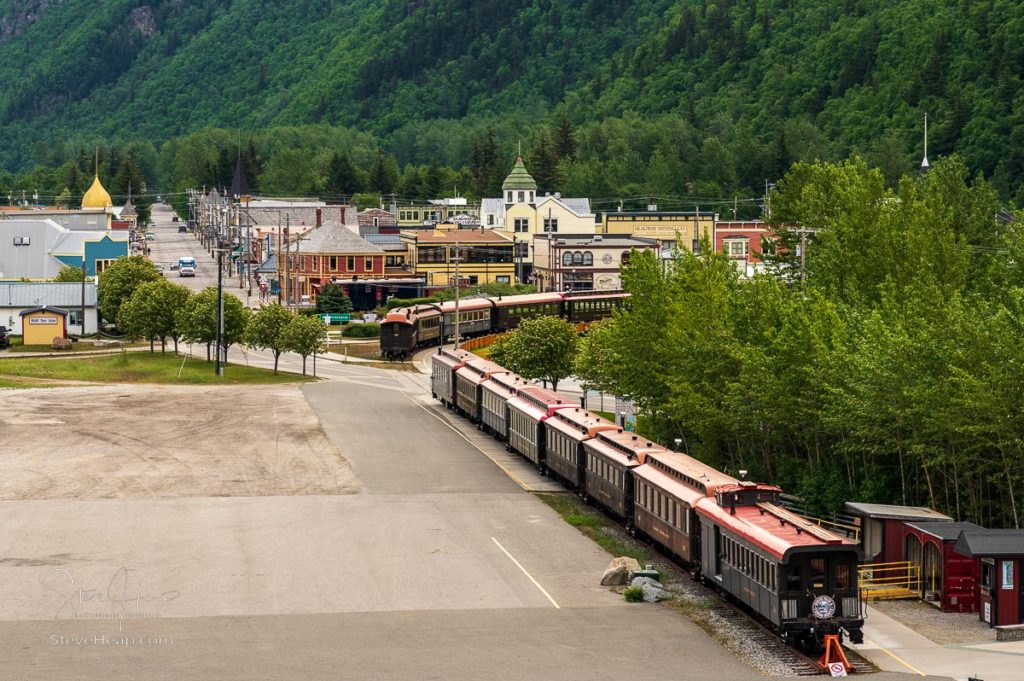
[828,661,848,677]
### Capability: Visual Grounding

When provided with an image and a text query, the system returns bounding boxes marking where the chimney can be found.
[315,208,322,228]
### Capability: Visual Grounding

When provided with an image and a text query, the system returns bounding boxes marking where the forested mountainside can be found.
[1,0,1023,203]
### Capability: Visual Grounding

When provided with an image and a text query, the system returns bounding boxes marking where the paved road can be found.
[146,203,252,304]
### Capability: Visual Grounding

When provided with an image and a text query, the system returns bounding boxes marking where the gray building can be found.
[0,282,98,335]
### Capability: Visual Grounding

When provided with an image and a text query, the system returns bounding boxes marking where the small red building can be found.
[845,502,952,564]
[955,530,1024,628]
[904,521,982,612]
[713,220,775,275]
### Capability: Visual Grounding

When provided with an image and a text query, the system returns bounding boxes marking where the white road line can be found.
[491,536,560,609]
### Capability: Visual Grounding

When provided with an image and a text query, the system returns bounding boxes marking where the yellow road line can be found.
[492,537,560,609]
[399,388,533,490]
[861,635,926,676]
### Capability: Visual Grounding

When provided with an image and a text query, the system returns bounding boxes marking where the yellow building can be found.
[601,210,716,252]
[401,229,515,290]
[19,306,68,345]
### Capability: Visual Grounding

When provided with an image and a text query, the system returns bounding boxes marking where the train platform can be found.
[854,604,1019,680]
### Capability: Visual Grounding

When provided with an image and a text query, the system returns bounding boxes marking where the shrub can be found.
[341,322,381,338]
[623,586,644,603]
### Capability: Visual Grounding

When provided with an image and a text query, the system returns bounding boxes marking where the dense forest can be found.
[1,0,1023,207]
[576,157,1024,527]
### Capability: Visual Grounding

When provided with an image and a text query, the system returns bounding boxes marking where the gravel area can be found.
[872,599,995,645]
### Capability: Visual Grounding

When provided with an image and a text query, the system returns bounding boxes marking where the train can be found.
[430,348,865,650]
[380,290,628,359]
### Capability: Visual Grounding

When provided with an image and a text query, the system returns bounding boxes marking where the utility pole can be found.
[453,242,461,349]
[80,261,87,337]
[215,245,224,376]
[277,215,283,304]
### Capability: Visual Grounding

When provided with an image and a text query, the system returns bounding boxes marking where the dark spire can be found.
[231,151,251,198]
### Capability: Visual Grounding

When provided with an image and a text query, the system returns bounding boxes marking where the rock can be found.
[601,556,642,586]
[51,337,72,350]
[631,576,670,602]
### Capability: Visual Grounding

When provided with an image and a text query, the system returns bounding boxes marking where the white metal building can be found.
[0,282,98,335]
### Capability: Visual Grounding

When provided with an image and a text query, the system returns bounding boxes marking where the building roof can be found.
[502,156,537,191]
[844,502,953,521]
[120,193,137,219]
[82,175,112,209]
[298,224,383,254]
[401,229,512,245]
[536,194,592,217]
[357,208,397,227]
[19,305,69,316]
[954,529,1024,557]
[230,154,251,198]
[256,253,278,274]
[905,521,984,542]
[0,282,97,307]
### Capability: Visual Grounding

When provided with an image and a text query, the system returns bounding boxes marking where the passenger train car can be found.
[427,351,866,650]
[381,290,628,359]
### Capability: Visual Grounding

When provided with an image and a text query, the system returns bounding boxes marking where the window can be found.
[562,252,573,266]
[543,218,558,233]
[621,251,631,266]
[982,560,994,589]
[572,251,584,266]
[725,239,749,256]
[373,217,380,227]
[346,256,355,271]
[488,214,494,226]
[583,252,593,266]
[834,563,851,590]
[365,257,373,271]
[810,559,826,589]
[419,247,446,263]
[514,218,529,233]
[12,236,30,246]
[1003,560,1015,590]
[529,191,535,203]
[329,256,338,271]
[518,191,525,203]
[506,191,513,202]
[68,309,83,328]
[496,275,510,284]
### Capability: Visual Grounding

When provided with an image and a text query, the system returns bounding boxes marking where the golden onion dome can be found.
[82,174,113,209]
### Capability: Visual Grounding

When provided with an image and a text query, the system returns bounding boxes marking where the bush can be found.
[341,322,381,338]
[623,586,644,603]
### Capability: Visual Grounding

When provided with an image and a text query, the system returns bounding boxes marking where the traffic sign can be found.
[828,661,848,677]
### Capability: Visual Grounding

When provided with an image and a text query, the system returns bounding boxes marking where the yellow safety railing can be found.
[858,561,921,600]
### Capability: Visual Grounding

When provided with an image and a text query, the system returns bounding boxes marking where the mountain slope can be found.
[0,0,1022,199]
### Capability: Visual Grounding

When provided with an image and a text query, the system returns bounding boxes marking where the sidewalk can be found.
[855,604,1020,680]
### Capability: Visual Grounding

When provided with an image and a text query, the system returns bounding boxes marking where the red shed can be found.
[904,521,982,613]
[955,530,1024,628]
[844,502,952,564]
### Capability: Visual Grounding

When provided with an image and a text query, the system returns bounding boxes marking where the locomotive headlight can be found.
[811,595,837,619]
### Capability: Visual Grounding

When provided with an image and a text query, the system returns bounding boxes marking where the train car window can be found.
[834,563,851,590]
[810,559,827,589]
[786,569,801,592]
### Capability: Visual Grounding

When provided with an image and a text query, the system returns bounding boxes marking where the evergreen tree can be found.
[552,113,577,161]
[315,284,353,314]
[326,152,364,198]
[367,150,399,194]
[528,131,560,193]
[469,127,503,199]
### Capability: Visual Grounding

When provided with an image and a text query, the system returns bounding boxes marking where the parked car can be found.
[0,326,8,349]
[178,225,188,233]
[179,266,196,277]
[145,232,155,240]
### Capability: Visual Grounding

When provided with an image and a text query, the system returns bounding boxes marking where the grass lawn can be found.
[0,352,314,385]
[326,341,382,360]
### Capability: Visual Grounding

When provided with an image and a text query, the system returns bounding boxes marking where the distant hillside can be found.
[1,0,1022,201]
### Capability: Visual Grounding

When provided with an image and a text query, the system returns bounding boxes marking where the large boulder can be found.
[51,337,73,350]
[601,556,642,586]
[630,576,670,603]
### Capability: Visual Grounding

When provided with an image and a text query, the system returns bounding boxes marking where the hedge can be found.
[341,322,381,338]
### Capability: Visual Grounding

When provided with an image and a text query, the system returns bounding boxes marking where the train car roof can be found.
[481,373,527,399]
[384,303,442,324]
[456,358,508,384]
[430,348,475,368]
[633,463,709,508]
[493,292,565,306]
[583,429,664,467]
[696,495,857,560]
[563,291,629,301]
[546,407,618,440]
[438,298,495,313]
[641,450,738,497]
[515,385,578,410]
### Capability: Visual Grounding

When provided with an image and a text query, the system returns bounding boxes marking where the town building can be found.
[714,220,775,276]
[358,208,398,235]
[531,234,659,292]
[0,218,128,280]
[600,210,715,252]
[401,228,514,291]
[396,197,480,230]
[364,234,409,276]
[0,282,98,335]
[278,223,387,310]
[18,305,69,345]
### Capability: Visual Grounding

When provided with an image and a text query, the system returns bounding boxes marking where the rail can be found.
[858,560,921,600]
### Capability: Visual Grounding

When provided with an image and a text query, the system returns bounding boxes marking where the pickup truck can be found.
[179,266,196,277]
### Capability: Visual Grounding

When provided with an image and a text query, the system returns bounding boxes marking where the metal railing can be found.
[858,561,921,600]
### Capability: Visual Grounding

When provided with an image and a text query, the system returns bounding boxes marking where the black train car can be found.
[454,358,509,422]
[563,290,628,324]
[479,372,525,440]
[580,429,659,523]
[632,450,737,564]
[697,482,865,648]
[381,304,441,358]
[429,348,475,408]
[544,408,618,491]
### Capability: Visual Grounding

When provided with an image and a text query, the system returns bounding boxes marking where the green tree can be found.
[490,315,578,390]
[552,113,577,161]
[97,255,161,325]
[316,283,353,314]
[470,127,504,199]
[53,265,85,282]
[117,279,191,353]
[244,303,294,374]
[367,150,399,194]
[263,149,322,195]
[325,152,364,198]
[528,131,560,192]
[54,186,72,206]
[176,287,250,362]
[280,314,327,375]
